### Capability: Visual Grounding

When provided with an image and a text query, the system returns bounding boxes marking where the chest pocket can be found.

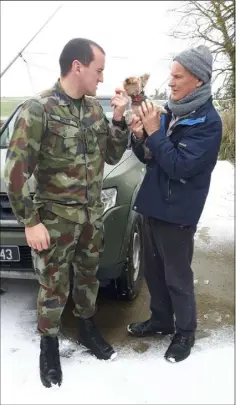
[88,117,108,155]
[42,118,84,160]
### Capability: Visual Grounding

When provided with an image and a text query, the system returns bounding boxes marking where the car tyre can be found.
[115,214,144,301]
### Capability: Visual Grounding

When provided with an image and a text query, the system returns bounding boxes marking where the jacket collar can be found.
[52,79,92,119]
[163,97,213,135]
[164,96,213,119]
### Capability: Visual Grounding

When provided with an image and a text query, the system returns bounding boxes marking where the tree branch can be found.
[168,0,235,97]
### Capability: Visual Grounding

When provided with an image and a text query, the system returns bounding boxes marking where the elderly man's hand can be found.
[111,88,129,121]
[130,115,144,139]
[139,101,161,136]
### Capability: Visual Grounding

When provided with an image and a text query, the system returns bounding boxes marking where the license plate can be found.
[0,246,20,262]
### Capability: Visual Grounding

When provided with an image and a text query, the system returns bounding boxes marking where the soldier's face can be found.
[79,46,105,96]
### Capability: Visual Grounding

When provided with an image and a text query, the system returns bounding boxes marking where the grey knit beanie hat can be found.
[173,45,213,83]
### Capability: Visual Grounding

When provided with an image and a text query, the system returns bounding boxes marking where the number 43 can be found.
[0,249,13,260]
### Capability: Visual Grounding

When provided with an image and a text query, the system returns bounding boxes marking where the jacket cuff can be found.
[21,214,41,227]
[112,117,127,130]
[145,129,164,152]
[113,126,129,139]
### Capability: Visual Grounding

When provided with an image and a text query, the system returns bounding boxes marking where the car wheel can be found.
[115,214,144,301]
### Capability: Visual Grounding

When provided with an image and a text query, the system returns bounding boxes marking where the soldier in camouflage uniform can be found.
[4,38,129,388]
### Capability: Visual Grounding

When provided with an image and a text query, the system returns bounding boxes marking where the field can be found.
[0,97,168,117]
[1,97,233,119]
[0,97,234,163]
[0,97,29,117]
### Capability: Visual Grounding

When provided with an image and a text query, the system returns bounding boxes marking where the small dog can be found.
[123,73,167,125]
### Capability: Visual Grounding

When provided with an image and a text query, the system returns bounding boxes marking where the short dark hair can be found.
[59,38,105,77]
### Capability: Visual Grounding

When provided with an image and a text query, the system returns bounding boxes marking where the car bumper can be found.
[0,204,129,281]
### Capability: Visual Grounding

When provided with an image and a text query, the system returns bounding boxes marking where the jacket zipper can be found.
[167,179,171,201]
[82,134,90,222]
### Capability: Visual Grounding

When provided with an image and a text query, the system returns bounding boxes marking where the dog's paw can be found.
[124,110,133,125]
[152,102,167,114]
[157,106,168,114]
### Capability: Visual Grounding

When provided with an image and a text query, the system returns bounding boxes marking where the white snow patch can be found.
[1,333,234,405]
[0,160,235,405]
[1,289,234,405]
[195,160,234,249]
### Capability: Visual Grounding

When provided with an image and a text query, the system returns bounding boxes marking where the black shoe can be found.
[164,333,195,363]
[78,317,117,360]
[40,336,62,388]
[127,319,175,337]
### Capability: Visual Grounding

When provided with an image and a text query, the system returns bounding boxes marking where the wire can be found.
[155,77,170,92]
[25,62,58,73]
[23,50,132,60]
[19,54,36,95]
[20,51,171,94]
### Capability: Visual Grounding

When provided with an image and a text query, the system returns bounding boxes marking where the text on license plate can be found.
[0,246,20,262]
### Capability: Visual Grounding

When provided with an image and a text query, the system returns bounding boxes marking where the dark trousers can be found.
[143,217,197,336]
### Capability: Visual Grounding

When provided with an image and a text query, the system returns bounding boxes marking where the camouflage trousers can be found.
[31,207,104,336]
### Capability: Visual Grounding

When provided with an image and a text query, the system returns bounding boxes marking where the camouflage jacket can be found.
[4,81,129,226]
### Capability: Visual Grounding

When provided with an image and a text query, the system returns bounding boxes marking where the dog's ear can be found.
[123,76,139,85]
[140,73,150,88]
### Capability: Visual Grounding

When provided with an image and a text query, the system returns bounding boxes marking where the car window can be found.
[97,98,112,115]
[0,107,22,148]
[97,97,131,148]
[0,98,130,148]
[96,97,114,122]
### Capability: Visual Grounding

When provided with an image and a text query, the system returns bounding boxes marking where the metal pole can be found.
[0,4,63,79]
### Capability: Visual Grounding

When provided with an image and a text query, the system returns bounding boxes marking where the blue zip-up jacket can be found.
[132,97,222,226]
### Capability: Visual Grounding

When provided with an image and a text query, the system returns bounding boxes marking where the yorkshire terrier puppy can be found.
[122,73,167,125]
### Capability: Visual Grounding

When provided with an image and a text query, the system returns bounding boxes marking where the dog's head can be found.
[123,73,150,102]
[123,73,167,125]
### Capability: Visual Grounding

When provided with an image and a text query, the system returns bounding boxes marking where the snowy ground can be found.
[1,160,235,405]
[1,314,234,405]
[195,160,234,250]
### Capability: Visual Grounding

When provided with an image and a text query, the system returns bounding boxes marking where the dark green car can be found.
[0,96,146,299]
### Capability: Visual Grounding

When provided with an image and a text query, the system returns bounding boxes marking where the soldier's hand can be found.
[111,88,129,121]
[130,115,144,139]
[25,223,51,252]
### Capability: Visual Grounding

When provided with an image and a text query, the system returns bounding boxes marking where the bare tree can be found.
[169,0,235,99]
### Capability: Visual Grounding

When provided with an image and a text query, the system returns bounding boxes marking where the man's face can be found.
[78,46,105,96]
[168,61,203,101]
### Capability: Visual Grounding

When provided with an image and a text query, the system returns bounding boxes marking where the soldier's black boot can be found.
[78,317,117,360]
[40,336,62,388]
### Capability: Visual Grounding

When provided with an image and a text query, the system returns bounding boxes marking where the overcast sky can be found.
[1,1,216,97]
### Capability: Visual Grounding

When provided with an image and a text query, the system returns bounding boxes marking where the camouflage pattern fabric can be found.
[4,80,129,227]
[32,207,104,336]
[4,80,129,336]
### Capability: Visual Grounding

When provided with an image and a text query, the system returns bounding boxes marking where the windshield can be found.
[0,97,115,149]
[97,97,113,120]
[0,106,22,148]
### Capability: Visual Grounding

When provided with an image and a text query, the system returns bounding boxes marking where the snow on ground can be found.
[1,160,235,404]
[195,160,234,250]
[1,294,234,405]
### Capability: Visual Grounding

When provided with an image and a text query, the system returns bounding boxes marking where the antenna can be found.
[0,4,63,79]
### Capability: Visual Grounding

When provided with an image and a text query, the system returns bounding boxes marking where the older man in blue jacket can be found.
[127,45,222,362]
